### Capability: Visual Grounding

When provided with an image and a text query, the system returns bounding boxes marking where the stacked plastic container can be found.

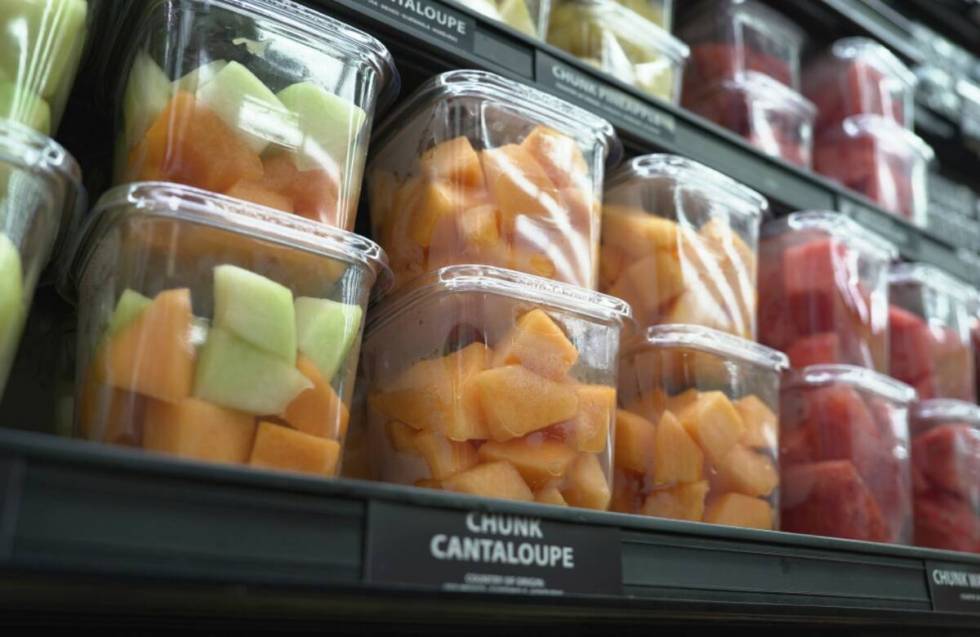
[805,38,933,226]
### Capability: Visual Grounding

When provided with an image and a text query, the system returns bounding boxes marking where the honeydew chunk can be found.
[277,81,366,172]
[0,234,23,360]
[174,59,227,93]
[213,265,296,363]
[294,296,363,383]
[500,0,536,36]
[0,0,88,99]
[122,52,172,145]
[0,81,51,134]
[107,289,151,336]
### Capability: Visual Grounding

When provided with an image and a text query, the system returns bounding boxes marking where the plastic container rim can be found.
[622,323,788,372]
[889,262,979,304]
[911,398,980,427]
[784,364,917,405]
[0,119,82,200]
[764,210,899,262]
[828,37,918,89]
[551,0,691,62]
[837,114,935,162]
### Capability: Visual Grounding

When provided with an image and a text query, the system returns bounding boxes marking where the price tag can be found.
[926,561,980,614]
[361,0,475,51]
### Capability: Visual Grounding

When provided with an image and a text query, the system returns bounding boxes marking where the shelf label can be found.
[361,0,475,51]
[366,501,622,596]
[535,51,676,143]
[926,562,980,614]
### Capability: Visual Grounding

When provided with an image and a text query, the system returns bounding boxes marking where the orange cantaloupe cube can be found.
[622,388,667,424]
[704,493,774,530]
[492,309,579,380]
[601,206,679,259]
[666,389,698,414]
[409,181,485,247]
[572,384,615,453]
[143,397,256,464]
[105,288,195,403]
[481,144,562,221]
[535,486,568,506]
[614,409,656,474]
[457,204,501,250]
[599,245,627,289]
[284,355,350,440]
[225,179,293,213]
[520,125,589,190]
[714,444,778,498]
[415,479,442,490]
[249,421,341,476]
[478,438,578,489]
[260,154,340,225]
[641,481,709,521]
[653,411,705,485]
[678,391,745,466]
[507,247,557,280]
[414,430,479,480]
[700,218,756,337]
[386,420,419,453]
[443,460,534,501]
[608,253,685,321]
[444,343,492,441]
[420,136,485,188]
[78,372,145,446]
[561,453,611,510]
[474,365,578,441]
[735,395,778,450]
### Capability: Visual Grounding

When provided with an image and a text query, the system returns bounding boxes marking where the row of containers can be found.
[0,0,977,554]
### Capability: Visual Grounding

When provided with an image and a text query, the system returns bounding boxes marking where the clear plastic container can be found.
[814,115,934,227]
[0,0,97,135]
[547,0,689,103]
[758,211,897,373]
[61,182,388,477]
[367,70,619,291]
[804,37,917,132]
[889,263,978,402]
[112,0,397,231]
[611,0,672,30]
[615,325,788,529]
[683,72,816,168]
[361,265,632,509]
[679,0,805,91]
[910,400,980,554]
[454,0,551,38]
[600,154,767,338]
[780,365,915,544]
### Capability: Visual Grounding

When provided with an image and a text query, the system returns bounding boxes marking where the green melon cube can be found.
[0,234,24,366]
[213,265,296,364]
[0,81,51,135]
[276,82,366,172]
[0,0,88,100]
[107,289,151,336]
[173,59,227,93]
[122,52,173,147]
[294,296,363,382]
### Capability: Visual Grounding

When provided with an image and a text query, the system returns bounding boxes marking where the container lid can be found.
[829,37,917,90]
[554,0,690,64]
[839,114,935,162]
[623,323,789,372]
[912,399,980,427]
[606,153,769,219]
[784,364,916,405]
[371,69,623,167]
[365,264,633,337]
[763,210,899,262]
[60,182,390,298]
[889,262,979,304]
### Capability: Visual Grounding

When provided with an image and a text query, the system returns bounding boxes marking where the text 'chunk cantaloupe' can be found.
[491,308,579,380]
[143,397,256,464]
[475,364,578,441]
[478,438,578,489]
[249,421,341,476]
[443,460,534,501]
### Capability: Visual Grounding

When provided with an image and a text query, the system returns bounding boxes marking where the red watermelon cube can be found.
[781,460,890,541]
[787,332,841,368]
[914,491,980,553]
[912,424,980,503]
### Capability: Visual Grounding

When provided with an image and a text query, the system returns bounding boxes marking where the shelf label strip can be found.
[926,561,980,614]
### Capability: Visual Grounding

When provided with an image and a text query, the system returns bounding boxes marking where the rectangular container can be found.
[889,263,978,402]
[61,183,387,478]
[600,154,767,338]
[367,70,619,291]
[455,0,550,38]
[360,265,632,509]
[111,0,397,230]
[780,365,915,544]
[615,325,788,529]
[758,211,897,372]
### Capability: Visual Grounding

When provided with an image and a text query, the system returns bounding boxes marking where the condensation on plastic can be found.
[455,0,551,39]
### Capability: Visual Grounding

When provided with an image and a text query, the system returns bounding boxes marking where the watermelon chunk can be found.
[782,238,848,334]
[912,424,980,503]
[888,305,934,383]
[787,332,841,368]
[781,460,889,541]
[914,492,980,552]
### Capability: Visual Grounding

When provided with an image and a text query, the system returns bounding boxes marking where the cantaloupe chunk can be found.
[283,355,349,440]
[700,218,757,337]
[714,444,778,497]
[599,245,627,289]
[415,479,442,490]
[474,365,578,441]
[481,144,563,221]
[143,397,256,464]
[414,430,479,480]
[105,288,195,403]
[508,246,557,279]
[520,125,589,190]
[704,493,773,530]
[601,207,678,258]
[641,481,709,521]
[386,420,419,453]
[535,486,568,506]
[735,394,777,450]
[261,154,340,225]
[409,181,484,247]
[653,411,705,485]
[678,391,745,466]
[478,438,577,489]
[561,453,611,510]
[608,253,684,320]
[666,389,698,414]
[249,421,341,476]
[623,388,667,423]
[78,370,145,446]
[615,409,656,474]
[225,179,293,213]
[492,309,578,380]
[572,384,615,453]
[444,460,534,501]
[420,136,485,188]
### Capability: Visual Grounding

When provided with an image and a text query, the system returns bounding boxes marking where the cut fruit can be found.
[653,411,704,485]
[249,421,341,476]
[283,355,349,439]
[225,179,292,213]
[107,289,151,336]
[492,308,579,380]
[444,460,534,501]
[615,409,656,474]
[735,394,778,450]
[78,380,145,447]
[677,391,745,466]
[294,297,363,382]
[535,486,568,506]
[213,265,296,363]
[478,438,578,489]
[474,365,578,441]
[414,430,479,480]
[143,397,256,464]
[122,53,172,145]
[386,420,419,453]
[641,481,709,521]
[704,493,773,529]
[781,460,889,541]
[561,453,611,510]
[481,144,563,221]
[572,384,615,453]
[277,81,366,172]
[714,444,779,498]
[0,234,24,361]
[0,80,51,134]
[520,125,588,190]
[0,0,88,99]
[420,136,485,188]
[174,60,228,94]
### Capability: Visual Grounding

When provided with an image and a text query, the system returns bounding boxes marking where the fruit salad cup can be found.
[780,364,915,544]
[113,0,397,230]
[758,211,897,372]
[0,0,97,134]
[600,154,767,338]
[361,265,632,508]
[455,0,550,38]
[889,263,978,402]
[804,38,917,133]
[814,115,934,227]
[367,70,619,291]
[61,182,387,478]
[547,0,689,102]
[683,72,816,168]
[910,400,980,554]
[615,325,788,529]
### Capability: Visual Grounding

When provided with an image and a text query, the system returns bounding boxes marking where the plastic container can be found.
[683,72,816,168]
[779,364,915,544]
[455,0,551,38]
[910,400,980,554]
[615,325,788,529]
[0,0,97,134]
[61,182,388,477]
[889,263,978,402]
[360,265,632,509]
[804,37,917,131]
[679,0,805,91]
[758,211,897,373]
[814,115,934,227]
[547,0,689,103]
[600,154,767,338]
[367,70,619,291]
[112,0,397,231]
[611,0,672,30]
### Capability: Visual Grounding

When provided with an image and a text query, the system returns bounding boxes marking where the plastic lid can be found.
[839,114,935,162]
[889,262,979,304]
[763,210,899,262]
[556,0,690,64]
[623,323,788,372]
[829,37,917,90]
[371,69,623,167]
[784,364,916,405]
[0,119,82,205]
[366,264,633,337]
[912,399,980,427]
[61,182,390,298]
[706,71,816,118]
[606,153,769,219]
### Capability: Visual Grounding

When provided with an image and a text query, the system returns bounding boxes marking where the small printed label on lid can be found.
[361,0,475,51]
[926,561,980,614]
